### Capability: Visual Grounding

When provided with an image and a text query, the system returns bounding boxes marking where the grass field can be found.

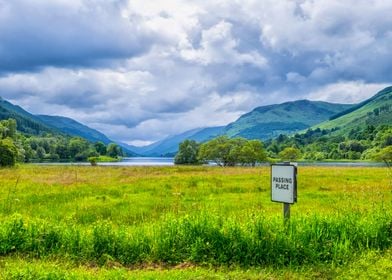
[0,165,391,279]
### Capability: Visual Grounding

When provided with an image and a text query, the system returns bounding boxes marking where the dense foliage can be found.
[278,147,301,161]
[264,125,392,161]
[176,136,267,166]
[0,118,123,164]
[174,139,200,164]
[375,146,392,167]
[0,138,17,167]
[0,119,18,166]
[0,98,53,135]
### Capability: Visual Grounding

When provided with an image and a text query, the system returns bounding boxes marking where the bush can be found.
[0,138,17,167]
[88,157,98,166]
[279,147,301,161]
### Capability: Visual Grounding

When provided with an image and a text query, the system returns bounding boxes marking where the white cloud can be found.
[180,21,267,68]
[306,81,390,104]
[1,0,391,144]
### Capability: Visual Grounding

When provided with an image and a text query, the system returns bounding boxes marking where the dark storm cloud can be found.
[0,0,154,73]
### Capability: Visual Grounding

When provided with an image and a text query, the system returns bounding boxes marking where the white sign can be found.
[271,164,297,204]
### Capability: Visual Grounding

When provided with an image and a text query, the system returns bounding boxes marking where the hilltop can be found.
[37,115,113,145]
[264,86,392,160]
[224,100,352,140]
[315,86,392,133]
[0,97,57,135]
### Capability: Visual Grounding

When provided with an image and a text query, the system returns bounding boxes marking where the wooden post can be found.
[283,202,290,223]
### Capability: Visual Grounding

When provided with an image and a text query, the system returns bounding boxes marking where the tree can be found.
[267,140,280,157]
[94,141,107,156]
[56,142,70,159]
[69,137,89,159]
[0,119,17,140]
[22,141,34,162]
[238,140,267,166]
[107,143,122,158]
[74,151,89,162]
[199,136,234,166]
[36,146,46,161]
[0,138,18,167]
[198,136,267,166]
[374,146,392,167]
[279,147,301,161]
[175,140,200,165]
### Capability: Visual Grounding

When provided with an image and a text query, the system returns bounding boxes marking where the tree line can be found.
[0,118,123,167]
[175,136,267,166]
[175,125,392,166]
[264,125,392,161]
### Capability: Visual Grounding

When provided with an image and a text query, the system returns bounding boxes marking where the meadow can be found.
[0,165,391,279]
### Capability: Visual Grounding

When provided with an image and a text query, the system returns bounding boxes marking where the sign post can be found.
[271,163,297,223]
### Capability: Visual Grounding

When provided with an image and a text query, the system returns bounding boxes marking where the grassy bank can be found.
[0,165,390,277]
[1,249,391,279]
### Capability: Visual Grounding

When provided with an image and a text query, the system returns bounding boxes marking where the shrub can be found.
[0,138,17,167]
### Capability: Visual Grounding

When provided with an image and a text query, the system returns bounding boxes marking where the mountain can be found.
[0,96,114,143]
[188,126,225,142]
[37,115,113,144]
[224,100,352,140]
[125,126,224,157]
[36,115,138,156]
[264,87,392,161]
[0,97,137,156]
[0,97,57,135]
[314,86,392,133]
[126,100,352,156]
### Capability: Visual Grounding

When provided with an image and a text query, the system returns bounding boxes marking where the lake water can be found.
[34,158,385,167]
[99,157,174,166]
[34,157,175,166]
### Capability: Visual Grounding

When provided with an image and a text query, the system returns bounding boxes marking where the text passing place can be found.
[271,164,297,204]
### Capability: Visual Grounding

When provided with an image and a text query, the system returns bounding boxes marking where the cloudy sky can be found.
[0,0,391,145]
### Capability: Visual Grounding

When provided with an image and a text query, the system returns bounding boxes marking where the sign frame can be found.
[270,163,297,204]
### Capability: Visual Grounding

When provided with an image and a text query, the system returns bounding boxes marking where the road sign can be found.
[271,163,297,204]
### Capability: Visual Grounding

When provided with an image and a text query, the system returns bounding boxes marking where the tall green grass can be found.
[0,209,390,267]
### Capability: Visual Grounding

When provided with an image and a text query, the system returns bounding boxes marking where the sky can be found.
[0,0,391,146]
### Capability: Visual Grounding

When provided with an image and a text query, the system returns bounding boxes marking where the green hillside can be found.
[148,101,351,157]
[189,126,224,142]
[264,87,392,161]
[0,97,129,164]
[36,115,141,156]
[315,86,392,133]
[225,100,352,140]
[0,97,57,135]
[37,115,113,144]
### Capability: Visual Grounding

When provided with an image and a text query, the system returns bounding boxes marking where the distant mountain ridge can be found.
[3,86,390,158]
[37,115,113,144]
[0,97,58,135]
[0,97,136,155]
[124,100,352,156]
[123,126,225,157]
[224,100,352,140]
